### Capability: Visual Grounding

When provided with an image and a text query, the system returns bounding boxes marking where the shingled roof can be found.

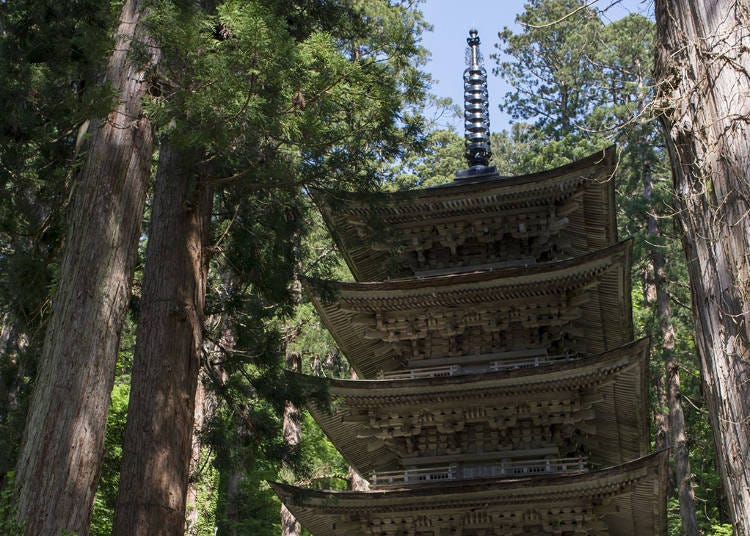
[295,338,650,475]
[313,146,617,281]
[307,240,633,377]
[271,450,668,536]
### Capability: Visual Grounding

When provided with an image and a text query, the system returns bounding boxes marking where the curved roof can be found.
[271,450,668,536]
[313,146,618,281]
[296,338,650,475]
[308,241,634,377]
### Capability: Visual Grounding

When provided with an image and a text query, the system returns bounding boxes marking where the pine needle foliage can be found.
[114,0,431,531]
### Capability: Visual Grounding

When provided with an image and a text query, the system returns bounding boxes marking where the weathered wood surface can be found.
[310,242,633,377]
[113,141,212,535]
[656,1,750,532]
[13,1,159,533]
[271,451,668,536]
[303,339,650,476]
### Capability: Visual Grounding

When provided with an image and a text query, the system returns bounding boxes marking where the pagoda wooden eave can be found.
[294,338,650,476]
[270,450,668,536]
[312,146,617,281]
[307,241,634,378]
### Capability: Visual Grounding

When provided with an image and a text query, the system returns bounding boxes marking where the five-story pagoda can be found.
[273,29,668,535]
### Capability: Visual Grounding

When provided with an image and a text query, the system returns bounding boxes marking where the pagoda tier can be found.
[313,146,617,281]
[271,450,668,536]
[296,338,649,477]
[308,241,633,378]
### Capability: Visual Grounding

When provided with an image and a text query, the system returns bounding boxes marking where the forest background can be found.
[0,0,741,535]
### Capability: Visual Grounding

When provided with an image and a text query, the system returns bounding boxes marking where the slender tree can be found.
[643,161,699,536]
[655,1,750,532]
[281,352,302,536]
[13,1,159,533]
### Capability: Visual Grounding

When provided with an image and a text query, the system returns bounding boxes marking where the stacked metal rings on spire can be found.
[463,29,491,168]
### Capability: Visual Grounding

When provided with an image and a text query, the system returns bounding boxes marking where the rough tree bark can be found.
[13,1,158,533]
[112,141,212,536]
[281,351,302,536]
[655,1,750,532]
[652,356,670,453]
[644,163,699,535]
[645,243,670,454]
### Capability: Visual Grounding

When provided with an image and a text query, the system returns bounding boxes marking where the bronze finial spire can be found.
[455,28,497,181]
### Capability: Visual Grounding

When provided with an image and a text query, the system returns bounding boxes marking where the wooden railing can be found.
[379,355,576,380]
[370,458,587,487]
[380,365,461,380]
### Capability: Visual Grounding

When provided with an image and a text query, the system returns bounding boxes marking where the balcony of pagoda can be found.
[271,451,669,536]
[307,241,633,378]
[311,146,617,282]
[376,349,576,380]
[294,338,649,479]
[370,457,589,488]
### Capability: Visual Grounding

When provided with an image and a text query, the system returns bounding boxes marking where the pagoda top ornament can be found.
[455,28,498,181]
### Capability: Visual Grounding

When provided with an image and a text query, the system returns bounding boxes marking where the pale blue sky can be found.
[420,0,654,132]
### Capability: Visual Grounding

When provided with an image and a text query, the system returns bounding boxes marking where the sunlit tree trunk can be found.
[655,1,750,531]
[13,1,158,533]
[113,141,212,535]
[652,371,670,452]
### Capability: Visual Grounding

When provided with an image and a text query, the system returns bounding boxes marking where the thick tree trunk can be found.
[655,1,750,532]
[281,352,302,536]
[644,165,699,535]
[112,141,212,535]
[13,1,158,533]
